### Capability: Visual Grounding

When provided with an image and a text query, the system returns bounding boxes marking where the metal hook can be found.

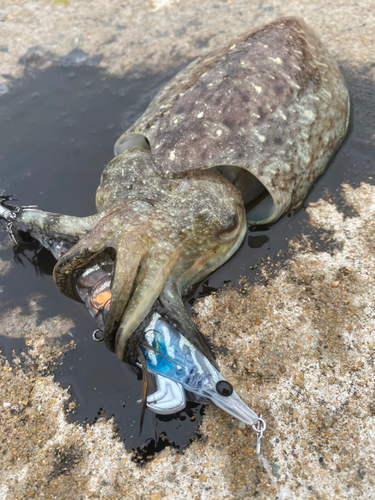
[0,198,38,245]
[92,329,104,342]
[252,414,266,455]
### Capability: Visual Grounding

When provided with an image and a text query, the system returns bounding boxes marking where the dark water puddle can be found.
[0,61,374,457]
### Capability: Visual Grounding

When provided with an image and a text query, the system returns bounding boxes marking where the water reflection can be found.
[248,234,269,249]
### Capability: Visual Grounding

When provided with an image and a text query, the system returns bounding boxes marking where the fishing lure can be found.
[65,238,266,447]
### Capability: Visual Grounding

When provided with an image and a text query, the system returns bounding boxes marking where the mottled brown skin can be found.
[124,17,349,223]
[10,17,349,365]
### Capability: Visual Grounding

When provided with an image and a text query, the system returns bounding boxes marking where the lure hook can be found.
[252,415,266,455]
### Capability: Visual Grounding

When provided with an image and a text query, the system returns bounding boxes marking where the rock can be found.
[148,494,161,500]
[18,46,44,64]
[294,378,304,388]
[272,464,282,478]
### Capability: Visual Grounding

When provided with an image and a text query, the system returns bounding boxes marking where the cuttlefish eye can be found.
[218,213,241,242]
[216,380,233,397]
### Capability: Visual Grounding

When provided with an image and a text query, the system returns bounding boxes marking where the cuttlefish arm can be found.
[1,148,246,368]
[159,280,216,368]
[95,149,246,365]
[6,201,101,249]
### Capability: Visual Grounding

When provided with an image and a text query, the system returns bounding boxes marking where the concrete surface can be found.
[0,1,375,499]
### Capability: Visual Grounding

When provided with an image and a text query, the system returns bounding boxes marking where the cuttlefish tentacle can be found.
[159,280,218,368]
[103,229,152,352]
[12,209,101,245]
[53,213,121,300]
[8,153,248,366]
[88,148,246,364]
[114,243,182,363]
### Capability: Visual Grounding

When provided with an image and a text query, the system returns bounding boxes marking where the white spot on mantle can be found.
[169,150,176,160]
[269,56,283,65]
[216,129,222,136]
[197,112,204,118]
[252,130,266,143]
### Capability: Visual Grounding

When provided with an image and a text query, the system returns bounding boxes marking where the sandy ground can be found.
[0,0,375,499]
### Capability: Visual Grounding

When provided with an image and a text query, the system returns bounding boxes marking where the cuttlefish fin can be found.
[159,280,218,369]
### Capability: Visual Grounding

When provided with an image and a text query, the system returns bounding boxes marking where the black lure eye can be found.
[216,380,233,397]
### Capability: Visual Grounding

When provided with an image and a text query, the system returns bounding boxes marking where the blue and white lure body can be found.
[140,313,262,429]
[74,256,267,446]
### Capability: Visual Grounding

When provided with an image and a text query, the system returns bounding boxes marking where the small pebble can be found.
[272,464,282,478]
[331,281,340,288]
[294,378,304,388]
[148,494,161,500]
[238,421,246,429]
[199,474,207,482]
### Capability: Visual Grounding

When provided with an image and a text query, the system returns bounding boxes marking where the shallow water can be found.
[0,61,374,457]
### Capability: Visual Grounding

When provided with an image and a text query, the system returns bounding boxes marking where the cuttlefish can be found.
[1,18,349,431]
